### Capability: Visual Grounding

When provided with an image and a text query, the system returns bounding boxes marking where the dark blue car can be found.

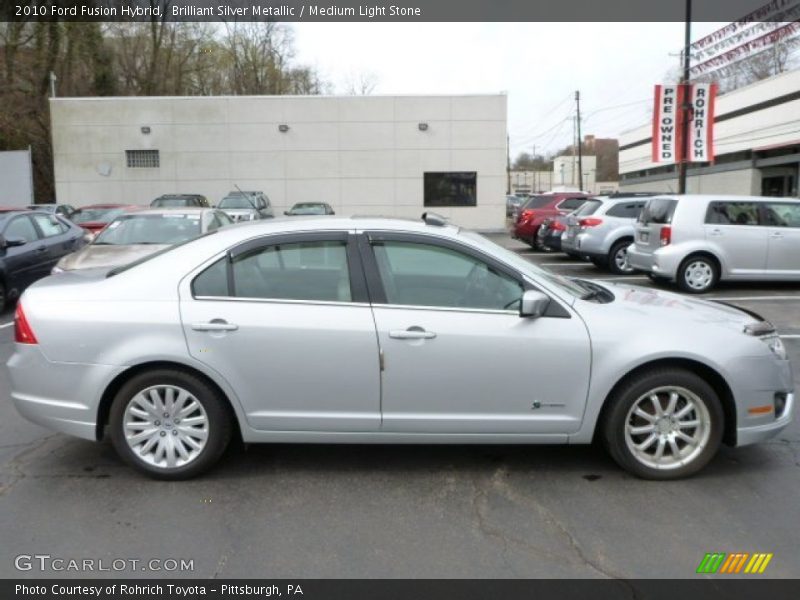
[0,209,86,311]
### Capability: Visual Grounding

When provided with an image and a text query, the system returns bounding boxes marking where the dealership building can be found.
[50,94,507,229]
[619,68,800,197]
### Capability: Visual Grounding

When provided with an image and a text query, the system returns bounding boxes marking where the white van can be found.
[627,194,800,293]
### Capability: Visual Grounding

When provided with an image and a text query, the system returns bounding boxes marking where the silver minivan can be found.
[627,194,800,293]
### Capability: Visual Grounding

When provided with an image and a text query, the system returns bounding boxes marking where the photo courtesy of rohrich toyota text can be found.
[0,0,799,598]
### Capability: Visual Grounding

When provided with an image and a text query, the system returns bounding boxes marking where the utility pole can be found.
[532,144,537,192]
[49,71,57,98]
[575,90,583,192]
[678,0,692,194]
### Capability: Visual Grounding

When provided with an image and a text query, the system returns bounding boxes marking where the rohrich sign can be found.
[652,83,717,164]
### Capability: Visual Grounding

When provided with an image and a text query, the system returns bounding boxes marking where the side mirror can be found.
[1,235,27,248]
[519,290,550,318]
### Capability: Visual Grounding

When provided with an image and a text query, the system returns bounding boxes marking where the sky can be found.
[292,22,724,161]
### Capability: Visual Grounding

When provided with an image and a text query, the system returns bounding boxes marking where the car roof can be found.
[647,194,800,202]
[120,208,213,217]
[77,203,138,209]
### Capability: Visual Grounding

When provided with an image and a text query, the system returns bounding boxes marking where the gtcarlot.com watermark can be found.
[14,554,194,573]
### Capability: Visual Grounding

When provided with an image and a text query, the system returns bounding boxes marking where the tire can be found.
[0,281,6,314]
[607,240,635,275]
[109,369,232,480]
[590,257,607,268]
[601,368,723,480]
[677,255,719,294]
[647,273,669,285]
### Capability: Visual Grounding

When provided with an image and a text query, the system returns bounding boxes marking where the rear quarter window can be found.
[639,198,677,224]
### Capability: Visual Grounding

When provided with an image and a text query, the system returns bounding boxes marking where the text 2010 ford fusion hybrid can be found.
[7,214,794,480]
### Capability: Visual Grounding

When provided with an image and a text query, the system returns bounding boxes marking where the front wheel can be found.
[601,369,723,479]
[109,369,232,480]
[677,255,719,293]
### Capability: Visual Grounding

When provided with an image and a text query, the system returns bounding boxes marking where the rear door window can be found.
[573,199,603,216]
[607,202,645,219]
[558,198,586,211]
[705,201,760,226]
[32,214,68,237]
[762,202,800,228]
[521,195,552,210]
[639,198,677,224]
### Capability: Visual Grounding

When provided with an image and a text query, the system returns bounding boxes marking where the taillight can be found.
[579,218,603,228]
[520,209,534,222]
[15,303,38,344]
[660,226,672,246]
[552,221,566,231]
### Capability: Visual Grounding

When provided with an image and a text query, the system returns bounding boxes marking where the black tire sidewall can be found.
[677,255,718,294]
[602,369,724,480]
[109,369,232,480]
[608,240,634,275]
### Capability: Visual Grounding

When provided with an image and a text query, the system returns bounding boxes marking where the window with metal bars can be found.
[125,149,160,168]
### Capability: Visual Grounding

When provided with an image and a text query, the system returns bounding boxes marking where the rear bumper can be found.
[7,344,124,441]
[563,232,606,257]
[627,244,684,278]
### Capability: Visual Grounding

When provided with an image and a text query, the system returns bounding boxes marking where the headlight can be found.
[763,335,787,360]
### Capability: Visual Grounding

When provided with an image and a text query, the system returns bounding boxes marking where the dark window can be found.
[639,198,677,224]
[4,216,39,243]
[762,202,800,228]
[232,241,351,302]
[557,198,586,211]
[521,195,553,210]
[573,200,603,216]
[372,241,523,311]
[126,149,160,168]
[424,172,477,207]
[705,201,759,226]
[192,258,229,297]
[607,202,645,219]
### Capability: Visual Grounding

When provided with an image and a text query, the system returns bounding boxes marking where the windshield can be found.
[94,214,202,245]
[462,231,587,298]
[219,196,255,209]
[573,199,602,216]
[72,207,125,224]
[152,197,194,208]
[289,204,327,215]
[521,195,552,210]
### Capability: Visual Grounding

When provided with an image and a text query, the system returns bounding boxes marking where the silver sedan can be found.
[7,215,795,480]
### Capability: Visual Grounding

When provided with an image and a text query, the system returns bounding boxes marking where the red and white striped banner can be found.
[652,84,716,164]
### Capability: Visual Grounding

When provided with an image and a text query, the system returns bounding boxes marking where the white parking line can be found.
[706,295,800,301]
[0,322,13,329]
[595,276,651,281]
[780,334,800,339]
[539,263,589,267]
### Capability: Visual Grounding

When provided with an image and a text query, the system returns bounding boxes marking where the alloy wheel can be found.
[123,385,209,469]
[623,386,712,470]
[614,246,634,273]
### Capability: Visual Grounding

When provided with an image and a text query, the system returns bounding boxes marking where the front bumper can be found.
[736,392,794,445]
[7,344,124,441]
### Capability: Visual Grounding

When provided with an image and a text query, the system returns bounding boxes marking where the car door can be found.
[179,231,381,432]
[2,215,46,291]
[30,213,83,275]
[360,232,591,435]
[762,201,800,277]
[703,200,768,276]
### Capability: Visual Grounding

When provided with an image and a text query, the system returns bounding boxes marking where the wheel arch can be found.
[593,357,737,446]
[96,360,244,444]
[679,250,724,278]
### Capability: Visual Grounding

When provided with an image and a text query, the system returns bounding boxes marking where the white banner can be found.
[652,85,683,163]
[652,84,716,164]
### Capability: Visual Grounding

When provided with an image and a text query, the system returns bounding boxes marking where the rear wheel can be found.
[109,369,232,480]
[607,240,635,275]
[677,255,719,293]
[601,368,723,479]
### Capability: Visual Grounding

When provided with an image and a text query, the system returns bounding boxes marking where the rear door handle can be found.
[389,328,436,340]
[192,320,238,332]
[35,246,48,252]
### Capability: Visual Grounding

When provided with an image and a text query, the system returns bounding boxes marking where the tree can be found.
[342,71,379,95]
[512,152,551,171]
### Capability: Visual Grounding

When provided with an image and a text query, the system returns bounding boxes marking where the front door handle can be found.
[708,229,722,236]
[770,232,784,239]
[192,320,238,332]
[389,327,436,340]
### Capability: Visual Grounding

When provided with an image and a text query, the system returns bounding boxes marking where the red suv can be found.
[512,193,590,250]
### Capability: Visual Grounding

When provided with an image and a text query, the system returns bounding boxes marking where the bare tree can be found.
[342,70,379,95]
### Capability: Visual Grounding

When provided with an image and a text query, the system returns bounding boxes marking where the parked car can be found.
[537,213,579,254]
[505,195,525,218]
[53,208,233,273]
[284,202,335,216]
[8,213,794,480]
[561,193,655,275]
[628,194,800,293]
[512,193,589,250]
[71,204,139,236]
[217,191,274,222]
[151,194,209,209]
[0,209,85,310]
[26,203,77,219]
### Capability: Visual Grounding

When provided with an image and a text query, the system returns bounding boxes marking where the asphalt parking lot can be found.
[0,232,798,580]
